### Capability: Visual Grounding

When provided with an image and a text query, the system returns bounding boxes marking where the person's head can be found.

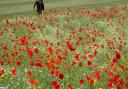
[39,0,43,4]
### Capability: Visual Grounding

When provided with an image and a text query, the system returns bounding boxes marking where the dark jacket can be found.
[34,0,44,11]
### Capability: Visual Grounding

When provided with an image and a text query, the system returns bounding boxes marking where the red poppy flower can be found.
[110,61,115,67]
[87,61,93,67]
[93,70,101,79]
[54,84,61,89]
[66,41,76,51]
[88,54,94,59]
[35,62,42,68]
[44,40,49,46]
[94,50,97,56]
[118,45,122,50]
[58,73,64,80]
[28,51,33,58]
[12,68,17,75]
[11,53,15,57]
[115,51,121,59]
[16,60,22,66]
[71,60,76,66]
[29,61,34,66]
[125,83,128,88]
[78,62,83,67]
[48,47,53,55]
[116,85,121,89]
[80,79,85,85]
[126,76,128,81]
[55,49,62,55]
[52,80,57,86]
[108,71,114,76]
[20,36,28,45]
[109,77,116,84]
[34,48,39,53]
[75,54,80,61]
[86,76,91,81]
[29,78,38,85]
[89,79,94,85]
[67,83,73,89]
[0,60,4,65]
[26,71,33,76]
[0,69,4,77]
[2,45,8,50]
[119,79,124,85]
[6,59,11,65]
[108,82,113,88]
[82,54,86,60]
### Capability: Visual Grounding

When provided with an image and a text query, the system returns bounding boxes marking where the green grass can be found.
[0,1,128,89]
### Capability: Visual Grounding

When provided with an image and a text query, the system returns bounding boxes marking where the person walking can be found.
[34,0,44,15]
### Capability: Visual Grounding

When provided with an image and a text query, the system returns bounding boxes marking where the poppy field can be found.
[0,3,128,89]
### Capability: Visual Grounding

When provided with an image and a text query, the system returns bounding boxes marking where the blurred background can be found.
[0,0,127,20]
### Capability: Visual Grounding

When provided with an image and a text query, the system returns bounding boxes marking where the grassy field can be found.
[0,0,128,89]
[0,0,128,20]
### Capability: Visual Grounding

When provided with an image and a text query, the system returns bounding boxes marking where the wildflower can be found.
[0,60,4,65]
[66,41,76,51]
[94,50,97,56]
[35,62,43,68]
[0,69,4,77]
[48,47,53,55]
[54,84,61,89]
[6,59,11,65]
[93,70,101,79]
[99,87,102,89]
[108,82,113,88]
[82,54,86,60]
[2,45,8,50]
[55,48,62,55]
[118,45,122,50]
[52,80,57,86]
[20,36,28,45]
[29,78,38,85]
[118,79,124,85]
[78,62,83,67]
[15,60,22,66]
[126,76,128,81]
[108,71,114,76]
[87,61,93,67]
[67,83,73,89]
[110,61,115,67]
[52,80,61,89]
[33,86,37,89]
[28,50,33,58]
[26,70,33,76]
[125,83,128,88]
[115,51,121,59]
[58,73,64,80]
[12,68,17,75]
[75,54,80,61]
[86,76,91,81]
[34,48,39,53]
[29,61,35,66]
[80,79,85,85]
[89,79,94,85]
[43,40,49,46]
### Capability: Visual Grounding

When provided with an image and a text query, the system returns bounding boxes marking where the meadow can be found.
[0,0,127,20]
[0,0,128,89]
